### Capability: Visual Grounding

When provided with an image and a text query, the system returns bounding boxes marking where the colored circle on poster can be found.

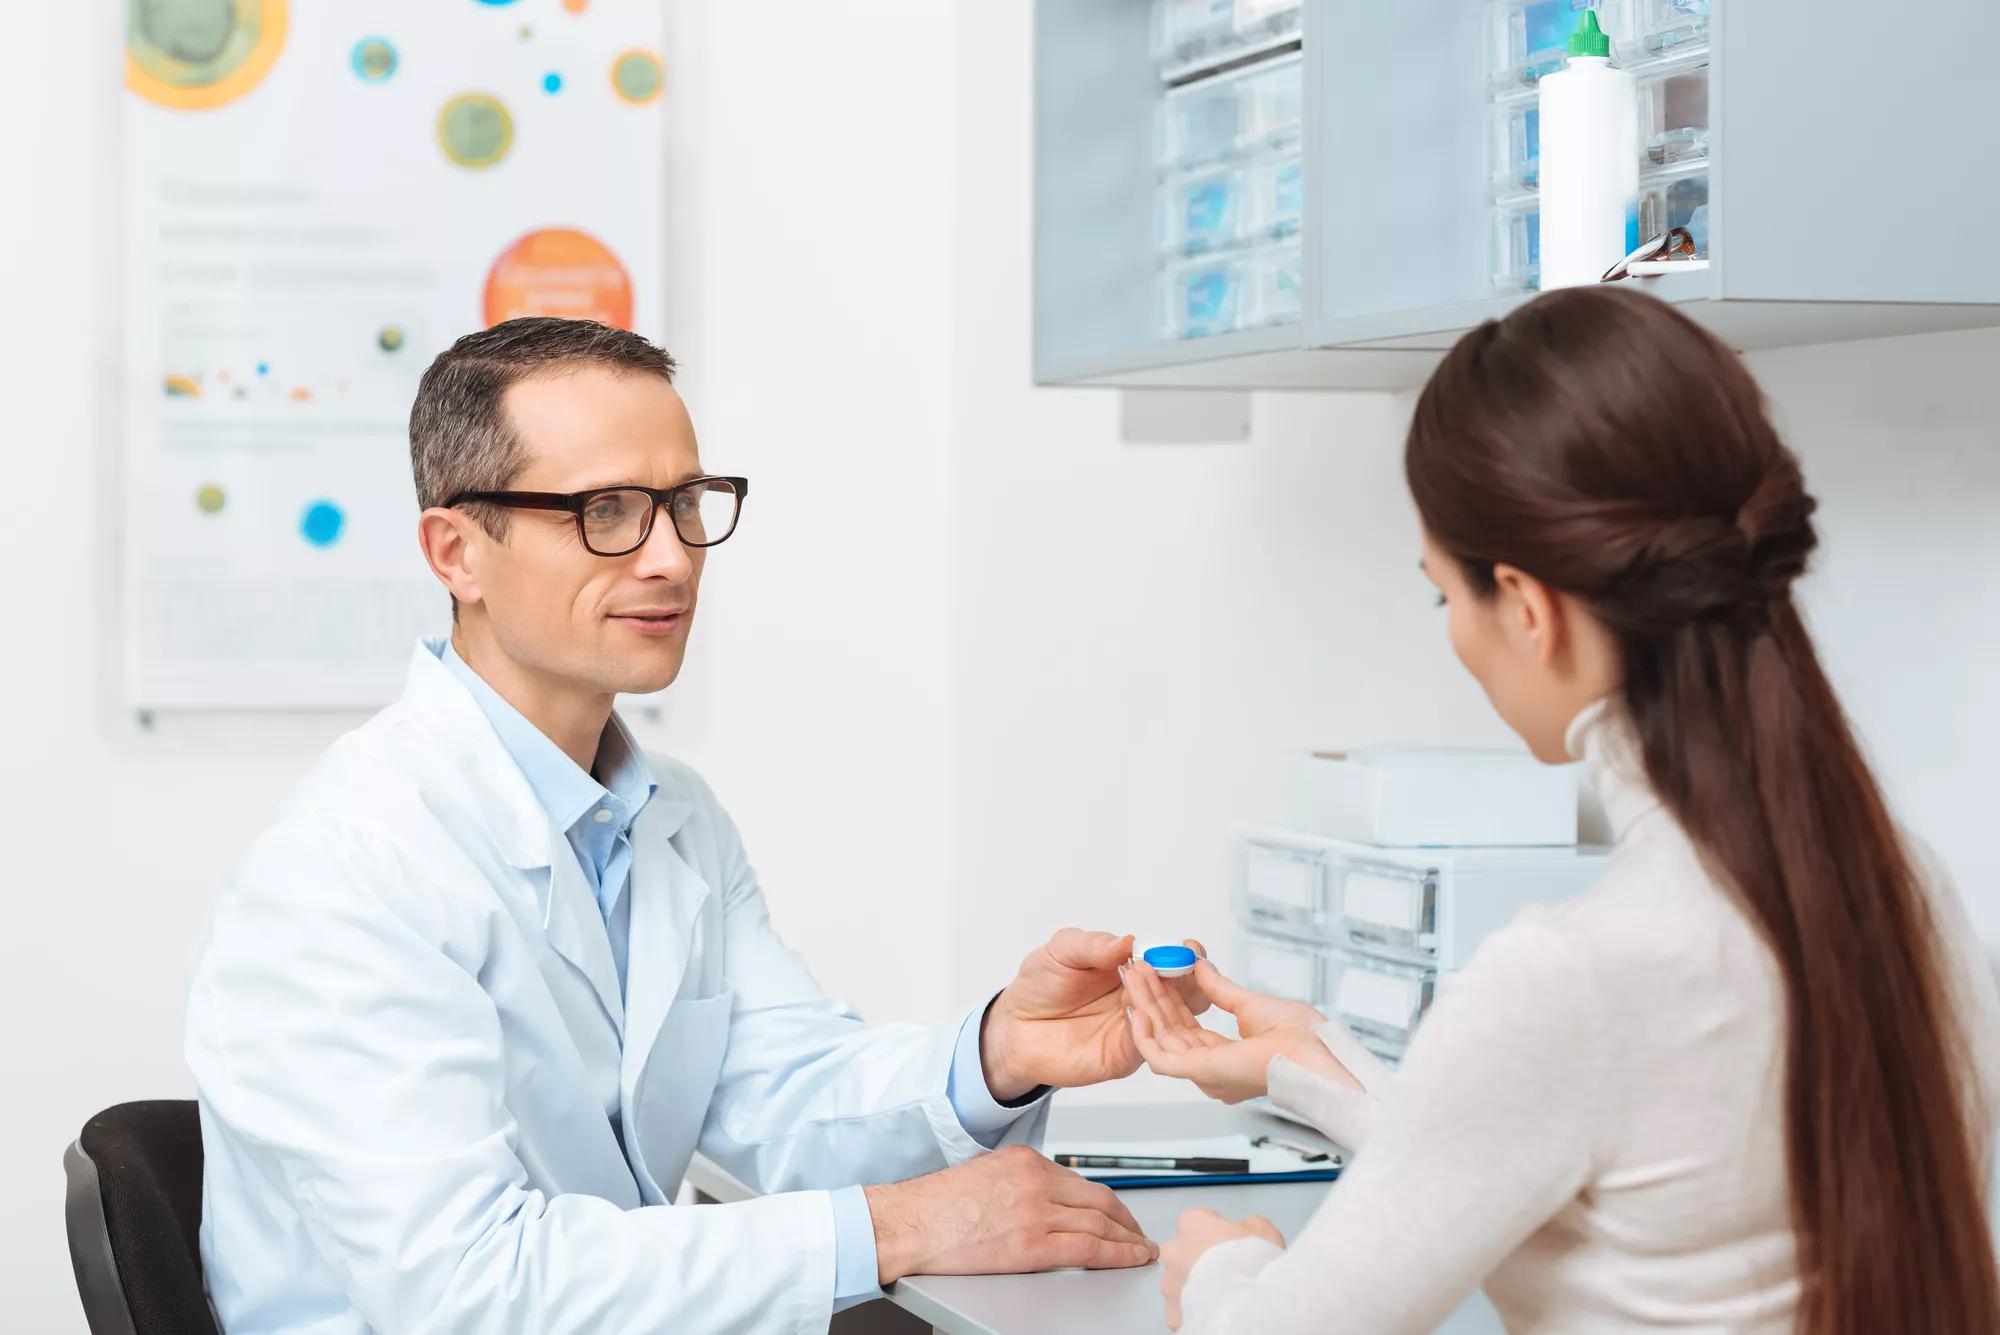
[542,72,562,94]
[438,91,514,169]
[163,373,202,398]
[195,484,227,515]
[472,0,520,6]
[483,228,634,329]
[378,324,406,352]
[563,0,589,13]
[127,0,289,110]
[350,36,397,83]
[300,500,345,547]
[609,49,663,105]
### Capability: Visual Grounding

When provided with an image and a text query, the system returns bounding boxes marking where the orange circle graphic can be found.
[483,228,634,329]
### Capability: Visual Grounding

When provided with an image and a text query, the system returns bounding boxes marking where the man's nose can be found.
[631,507,695,581]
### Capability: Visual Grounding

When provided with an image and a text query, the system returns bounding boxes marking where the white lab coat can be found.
[186,643,1044,1334]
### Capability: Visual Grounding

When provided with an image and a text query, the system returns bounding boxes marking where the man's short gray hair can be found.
[408,317,678,538]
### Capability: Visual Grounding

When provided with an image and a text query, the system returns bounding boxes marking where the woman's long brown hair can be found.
[1405,286,1997,1333]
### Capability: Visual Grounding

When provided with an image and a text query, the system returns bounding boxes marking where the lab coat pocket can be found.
[629,988,734,1199]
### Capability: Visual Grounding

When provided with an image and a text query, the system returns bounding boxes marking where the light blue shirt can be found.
[437,642,1040,1311]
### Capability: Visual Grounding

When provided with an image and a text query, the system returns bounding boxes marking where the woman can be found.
[1124,286,2000,1334]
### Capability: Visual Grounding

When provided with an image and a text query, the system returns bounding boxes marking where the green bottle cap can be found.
[1568,9,1612,57]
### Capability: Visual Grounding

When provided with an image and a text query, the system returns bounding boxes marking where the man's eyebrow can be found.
[565,470,708,492]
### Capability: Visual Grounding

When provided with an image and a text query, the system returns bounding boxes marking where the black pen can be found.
[1052,1154,1252,1173]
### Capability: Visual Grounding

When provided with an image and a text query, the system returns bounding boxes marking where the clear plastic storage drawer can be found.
[1324,947,1436,1059]
[1232,841,1325,937]
[1160,54,1303,172]
[1235,930,1324,1008]
[1325,857,1439,961]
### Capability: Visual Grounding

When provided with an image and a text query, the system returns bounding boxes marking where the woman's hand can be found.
[1161,1208,1286,1330]
[1123,958,1359,1104]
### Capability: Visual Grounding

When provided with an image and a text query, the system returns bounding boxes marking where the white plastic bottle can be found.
[1537,10,1638,288]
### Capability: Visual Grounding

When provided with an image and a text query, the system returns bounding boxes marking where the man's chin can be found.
[599,645,686,699]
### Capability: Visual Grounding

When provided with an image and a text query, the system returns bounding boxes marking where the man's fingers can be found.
[1046,928,1133,972]
[1043,1232,1157,1271]
[1045,1205,1155,1255]
[1052,1168,1148,1238]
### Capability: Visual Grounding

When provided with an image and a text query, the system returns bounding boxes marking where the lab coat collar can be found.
[402,639,695,872]
[400,640,700,1037]
[1564,696,1664,843]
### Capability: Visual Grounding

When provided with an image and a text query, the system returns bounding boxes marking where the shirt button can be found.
[594,808,614,823]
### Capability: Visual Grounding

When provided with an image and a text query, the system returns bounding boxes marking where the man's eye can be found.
[586,499,625,522]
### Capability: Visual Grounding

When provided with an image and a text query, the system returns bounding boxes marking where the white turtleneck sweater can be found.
[1180,700,2000,1334]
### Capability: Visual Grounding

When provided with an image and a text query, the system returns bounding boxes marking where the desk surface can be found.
[685,1100,1501,1335]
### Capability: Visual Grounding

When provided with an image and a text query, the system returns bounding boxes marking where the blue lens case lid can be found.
[1139,944,1200,976]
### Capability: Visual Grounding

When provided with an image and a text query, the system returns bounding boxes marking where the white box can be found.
[1289,746,1579,847]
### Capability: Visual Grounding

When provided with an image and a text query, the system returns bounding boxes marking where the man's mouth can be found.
[608,609,688,634]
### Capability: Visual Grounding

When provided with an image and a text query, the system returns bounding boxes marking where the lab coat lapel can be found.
[618,799,708,1100]
[542,822,626,1035]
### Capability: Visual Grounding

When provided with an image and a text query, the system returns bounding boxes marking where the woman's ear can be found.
[1491,563,1566,669]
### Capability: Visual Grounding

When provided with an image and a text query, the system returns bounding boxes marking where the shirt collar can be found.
[1564,696,1663,843]
[436,639,656,837]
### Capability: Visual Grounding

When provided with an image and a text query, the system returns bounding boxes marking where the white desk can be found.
[685,1101,1502,1334]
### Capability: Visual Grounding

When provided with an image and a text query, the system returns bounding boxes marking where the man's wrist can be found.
[864,1182,921,1286]
[977,992,1038,1102]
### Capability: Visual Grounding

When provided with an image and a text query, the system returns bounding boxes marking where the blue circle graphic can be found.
[543,71,563,93]
[351,36,398,82]
[301,501,345,548]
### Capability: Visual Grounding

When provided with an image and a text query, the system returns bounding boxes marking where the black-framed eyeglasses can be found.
[445,476,749,556]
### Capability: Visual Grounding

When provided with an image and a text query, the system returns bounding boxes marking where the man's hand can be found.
[864,1145,1158,1283]
[980,929,1209,1099]
[1160,1208,1285,1330]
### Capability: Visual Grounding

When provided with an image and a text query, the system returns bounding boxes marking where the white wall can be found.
[4,2,1996,1330]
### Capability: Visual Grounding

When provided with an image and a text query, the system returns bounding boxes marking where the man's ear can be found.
[1492,562,1565,669]
[417,508,485,610]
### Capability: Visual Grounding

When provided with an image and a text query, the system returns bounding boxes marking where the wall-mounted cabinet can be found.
[1034,0,2000,390]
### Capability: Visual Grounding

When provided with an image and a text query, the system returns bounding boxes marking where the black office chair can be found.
[64,1100,219,1335]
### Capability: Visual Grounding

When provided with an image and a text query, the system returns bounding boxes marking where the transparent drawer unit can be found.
[1234,929,1324,1009]
[1163,241,1301,340]
[1639,160,1709,255]
[1232,840,1326,939]
[1636,0,1708,55]
[1161,154,1302,256]
[1493,195,1541,292]
[1490,100,1541,193]
[1639,63,1709,168]
[1324,946,1436,1062]
[1159,52,1303,172]
[1488,0,1636,93]
[1324,856,1440,963]
[1157,0,1303,76]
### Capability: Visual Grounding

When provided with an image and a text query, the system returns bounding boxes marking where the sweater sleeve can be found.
[1266,1016,1397,1152]
[1182,910,1605,1335]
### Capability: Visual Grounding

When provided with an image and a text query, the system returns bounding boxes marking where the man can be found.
[186,318,1195,1333]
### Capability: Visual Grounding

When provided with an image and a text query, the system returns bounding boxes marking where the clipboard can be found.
[1082,1167,1341,1190]
[1046,1134,1343,1190]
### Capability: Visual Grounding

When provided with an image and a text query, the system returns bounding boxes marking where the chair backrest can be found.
[64,1100,218,1335]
